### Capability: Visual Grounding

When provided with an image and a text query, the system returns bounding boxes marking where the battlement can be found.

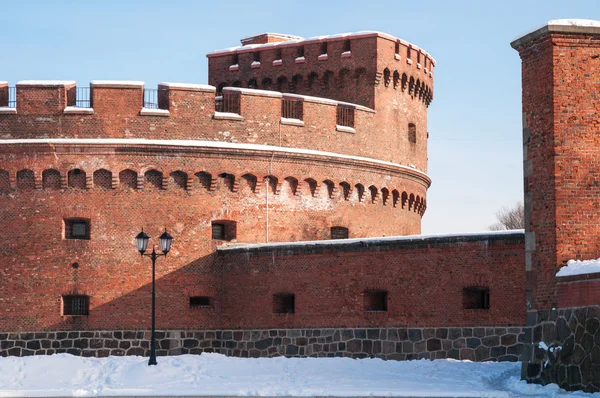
[207,31,435,109]
[0,80,427,170]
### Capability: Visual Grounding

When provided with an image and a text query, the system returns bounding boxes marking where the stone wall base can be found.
[0,326,528,361]
[522,306,600,392]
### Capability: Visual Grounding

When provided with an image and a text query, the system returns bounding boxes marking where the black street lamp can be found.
[135,228,173,366]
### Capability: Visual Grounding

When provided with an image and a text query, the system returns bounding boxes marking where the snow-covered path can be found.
[0,354,596,397]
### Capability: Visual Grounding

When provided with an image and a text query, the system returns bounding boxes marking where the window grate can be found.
[7,87,16,108]
[215,93,240,114]
[143,88,167,109]
[331,227,349,239]
[75,87,91,108]
[336,105,355,128]
[63,295,89,316]
[211,223,225,240]
[65,218,90,240]
[282,99,303,120]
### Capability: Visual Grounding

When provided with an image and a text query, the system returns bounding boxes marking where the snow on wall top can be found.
[217,230,524,252]
[208,31,436,65]
[158,82,215,92]
[241,32,303,43]
[511,19,600,49]
[17,80,76,86]
[90,80,145,87]
[556,258,600,277]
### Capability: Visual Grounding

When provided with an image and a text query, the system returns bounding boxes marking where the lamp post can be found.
[135,228,173,366]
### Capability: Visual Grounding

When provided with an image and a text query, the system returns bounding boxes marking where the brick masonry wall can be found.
[0,326,528,362]
[513,28,600,310]
[523,306,600,393]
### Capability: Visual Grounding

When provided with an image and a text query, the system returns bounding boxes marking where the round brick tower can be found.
[0,31,435,331]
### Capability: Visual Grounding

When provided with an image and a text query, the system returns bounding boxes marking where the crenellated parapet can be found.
[0,81,426,171]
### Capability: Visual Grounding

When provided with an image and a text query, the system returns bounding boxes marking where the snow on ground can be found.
[556,258,600,277]
[0,353,597,397]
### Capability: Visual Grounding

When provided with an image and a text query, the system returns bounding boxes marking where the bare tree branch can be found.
[489,202,524,230]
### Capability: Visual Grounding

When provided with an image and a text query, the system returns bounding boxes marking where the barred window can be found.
[273,293,295,314]
[331,226,349,239]
[63,295,89,316]
[364,290,387,312]
[336,105,355,128]
[282,98,303,120]
[211,220,236,241]
[64,218,90,240]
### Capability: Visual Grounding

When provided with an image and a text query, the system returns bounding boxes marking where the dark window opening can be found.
[320,42,328,55]
[232,54,239,65]
[211,220,236,241]
[395,42,400,55]
[343,39,351,52]
[297,46,304,57]
[65,218,90,240]
[275,48,282,60]
[464,287,490,310]
[273,293,295,314]
[331,226,349,239]
[253,52,260,62]
[364,290,387,312]
[407,47,412,59]
[190,296,211,307]
[408,123,417,143]
[336,105,355,128]
[63,295,89,316]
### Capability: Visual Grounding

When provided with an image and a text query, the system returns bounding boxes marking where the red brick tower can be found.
[512,21,600,310]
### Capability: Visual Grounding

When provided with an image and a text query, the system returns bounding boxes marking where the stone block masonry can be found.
[523,306,600,393]
[0,327,528,362]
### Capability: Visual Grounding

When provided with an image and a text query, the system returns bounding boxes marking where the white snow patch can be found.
[90,80,144,87]
[538,341,549,351]
[0,139,428,179]
[548,19,600,27]
[158,82,215,91]
[342,50,351,56]
[295,56,306,62]
[17,80,76,86]
[0,353,591,397]
[251,61,261,67]
[556,258,600,277]
[219,230,524,251]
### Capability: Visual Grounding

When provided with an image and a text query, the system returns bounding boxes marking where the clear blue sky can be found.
[2,0,599,233]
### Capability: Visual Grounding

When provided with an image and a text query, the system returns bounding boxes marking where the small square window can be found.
[364,290,387,312]
[211,220,236,241]
[63,295,89,316]
[273,293,295,314]
[463,287,490,310]
[190,296,211,308]
[64,218,90,240]
[331,226,349,239]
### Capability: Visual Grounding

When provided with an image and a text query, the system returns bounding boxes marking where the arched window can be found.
[339,69,350,88]
[218,172,235,192]
[42,169,61,190]
[368,185,378,203]
[393,71,400,89]
[354,183,365,202]
[216,83,227,94]
[401,73,408,91]
[323,180,335,198]
[0,170,10,192]
[170,171,188,190]
[323,71,334,88]
[195,171,212,191]
[241,173,257,193]
[355,67,366,85]
[291,74,303,93]
[339,181,351,200]
[401,191,408,209]
[262,78,273,91]
[283,176,298,196]
[304,178,317,197]
[68,169,86,189]
[119,169,137,190]
[93,169,112,190]
[381,188,390,206]
[392,190,400,208]
[276,76,288,92]
[408,123,417,144]
[409,76,415,95]
[264,175,278,194]
[307,72,318,90]
[383,68,391,87]
[144,169,163,190]
[409,193,415,211]
[247,79,257,89]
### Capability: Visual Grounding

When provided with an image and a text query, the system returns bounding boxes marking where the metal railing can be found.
[215,93,240,114]
[8,87,16,108]
[144,89,160,109]
[336,105,355,128]
[75,87,91,108]
[282,99,303,120]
